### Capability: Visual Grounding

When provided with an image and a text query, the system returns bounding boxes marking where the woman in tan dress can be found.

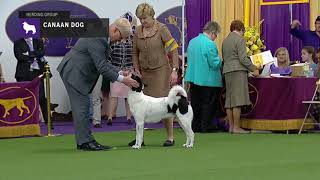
[129,3,180,146]
[222,20,259,133]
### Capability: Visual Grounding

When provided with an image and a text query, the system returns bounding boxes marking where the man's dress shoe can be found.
[77,141,112,151]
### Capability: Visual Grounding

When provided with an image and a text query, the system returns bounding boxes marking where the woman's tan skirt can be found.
[141,65,171,97]
[224,71,251,108]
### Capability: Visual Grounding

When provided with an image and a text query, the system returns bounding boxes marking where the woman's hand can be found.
[134,68,142,78]
[170,70,178,85]
[252,69,260,77]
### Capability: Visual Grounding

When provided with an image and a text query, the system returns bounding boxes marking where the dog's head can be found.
[131,74,143,92]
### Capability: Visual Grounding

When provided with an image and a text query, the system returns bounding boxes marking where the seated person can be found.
[301,46,318,77]
[269,47,292,75]
[316,48,320,78]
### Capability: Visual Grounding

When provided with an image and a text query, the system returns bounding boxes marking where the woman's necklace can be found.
[143,21,155,37]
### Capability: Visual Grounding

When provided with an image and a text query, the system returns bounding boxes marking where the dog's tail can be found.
[168,85,188,107]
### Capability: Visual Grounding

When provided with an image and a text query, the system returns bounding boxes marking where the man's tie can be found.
[25,38,34,51]
[25,38,39,70]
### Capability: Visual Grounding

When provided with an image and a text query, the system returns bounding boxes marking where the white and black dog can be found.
[127,75,194,149]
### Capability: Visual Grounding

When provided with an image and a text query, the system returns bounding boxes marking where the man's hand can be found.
[170,70,178,86]
[122,75,139,88]
[121,70,130,76]
[291,20,301,29]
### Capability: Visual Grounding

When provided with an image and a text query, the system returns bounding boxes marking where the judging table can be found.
[240,77,318,130]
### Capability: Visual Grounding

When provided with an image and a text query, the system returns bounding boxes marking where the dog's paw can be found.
[131,145,141,149]
[186,144,193,148]
[183,144,193,148]
[183,143,188,147]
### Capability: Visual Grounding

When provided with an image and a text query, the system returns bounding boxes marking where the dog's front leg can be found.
[132,122,144,149]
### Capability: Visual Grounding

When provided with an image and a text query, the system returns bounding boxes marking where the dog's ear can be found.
[177,93,186,99]
[131,74,143,92]
[131,74,140,82]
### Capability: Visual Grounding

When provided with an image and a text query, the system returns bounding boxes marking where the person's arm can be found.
[206,42,222,70]
[34,39,45,58]
[87,38,121,82]
[13,41,33,62]
[290,28,305,40]
[132,33,140,72]
[237,38,257,72]
[160,25,179,69]
[290,20,304,40]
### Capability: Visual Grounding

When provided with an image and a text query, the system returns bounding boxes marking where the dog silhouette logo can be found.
[0,96,32,118]
[22,22,36,34]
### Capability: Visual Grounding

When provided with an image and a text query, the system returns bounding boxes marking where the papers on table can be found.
[250,50,274,67]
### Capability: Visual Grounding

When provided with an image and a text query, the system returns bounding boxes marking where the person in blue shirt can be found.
[185,21,222,133]
[301,46,318,77]
[290,16,320,50]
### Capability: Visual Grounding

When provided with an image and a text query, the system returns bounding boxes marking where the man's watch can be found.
[172,67,178,71]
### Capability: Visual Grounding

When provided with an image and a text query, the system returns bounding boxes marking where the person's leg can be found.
[101,90,110,119]
[64,82,94,145]
[107,97,118,125]
[226,108,234,133]
[190,83,201,132]
[124,98,132,124]
[92,76,102,126]
[232,107,247,133]
[38,79,49,124]
[164,118,174,140]
[199,86,219,132]
[163,117,174,146]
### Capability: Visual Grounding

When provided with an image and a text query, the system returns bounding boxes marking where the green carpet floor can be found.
[0,129,319,180]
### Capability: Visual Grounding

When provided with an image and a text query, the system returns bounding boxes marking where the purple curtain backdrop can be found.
[186,0,211,43]
[261,3,310,61]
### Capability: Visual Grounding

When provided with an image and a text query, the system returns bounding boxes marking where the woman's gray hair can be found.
[203,21,221,35]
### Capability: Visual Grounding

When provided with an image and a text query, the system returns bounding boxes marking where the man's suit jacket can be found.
[222,32,256,74]
[57,38,120,95]
[13,38,45,80]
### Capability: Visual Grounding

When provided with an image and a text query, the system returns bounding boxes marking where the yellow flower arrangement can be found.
[244,20,266,56]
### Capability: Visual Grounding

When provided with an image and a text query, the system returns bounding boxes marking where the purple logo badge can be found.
[18,18,40,39]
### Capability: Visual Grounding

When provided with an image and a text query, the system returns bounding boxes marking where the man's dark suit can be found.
[13,38,48,124]
[57,38,120,145]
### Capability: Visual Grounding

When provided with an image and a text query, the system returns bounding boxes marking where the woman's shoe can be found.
[163,140,175,147]
[93,123,102,128]
[107,119,112,126]
[233,128,250,134]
